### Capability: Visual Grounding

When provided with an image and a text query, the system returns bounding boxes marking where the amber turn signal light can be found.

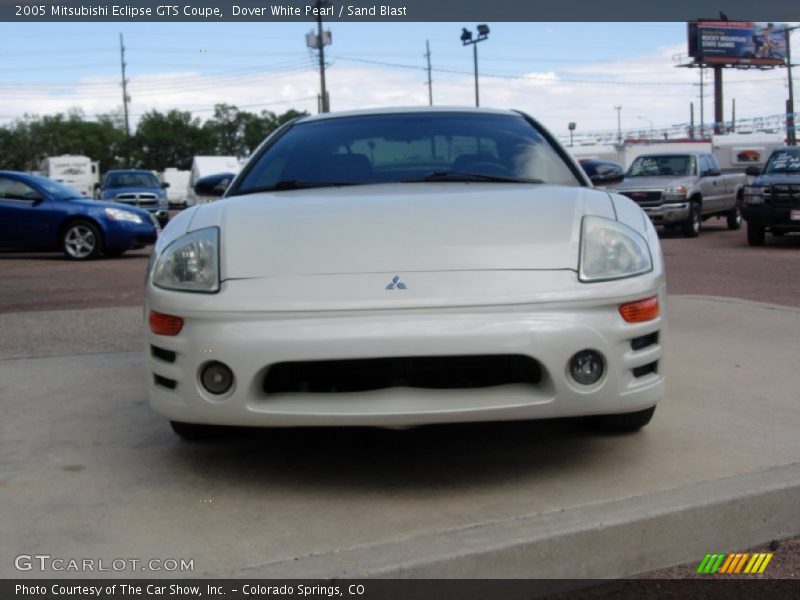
[619,296,659,323]
[149,310,184,336]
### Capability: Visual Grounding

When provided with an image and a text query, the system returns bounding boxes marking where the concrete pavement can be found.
[1,296,798,579]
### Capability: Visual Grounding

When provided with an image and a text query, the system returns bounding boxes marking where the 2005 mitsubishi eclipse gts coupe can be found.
[145,107,665,440]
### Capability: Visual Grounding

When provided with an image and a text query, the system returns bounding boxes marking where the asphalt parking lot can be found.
[1,218,799,581]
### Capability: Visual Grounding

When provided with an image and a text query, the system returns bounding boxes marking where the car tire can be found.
[170,420,227,441]
[682,202,701,238]
[726,204,742,230]
[590,406,656,433]
[61,220,102,260]
[747,222,766,246]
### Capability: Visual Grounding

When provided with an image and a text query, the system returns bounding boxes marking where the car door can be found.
[0,176,55,249]
[698,154,722,213]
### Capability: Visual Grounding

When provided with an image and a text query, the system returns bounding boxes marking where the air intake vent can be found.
[264,355,542,394]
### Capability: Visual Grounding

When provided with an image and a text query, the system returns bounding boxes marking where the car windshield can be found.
[106,172,160,188]
[233,112,582,195]
[763,150,800,174]
[627,155,694,177]
[29,175,84,199]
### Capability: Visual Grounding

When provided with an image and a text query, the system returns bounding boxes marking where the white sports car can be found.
[145,107,665,439]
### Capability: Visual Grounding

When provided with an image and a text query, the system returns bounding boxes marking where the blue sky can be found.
[0,21,795,138]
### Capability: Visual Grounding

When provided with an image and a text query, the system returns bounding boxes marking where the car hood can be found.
[752,173,800,185]
[67,197,153,219]
[185,182,616,279]
[103,186,164,197]
[614,175,694,189]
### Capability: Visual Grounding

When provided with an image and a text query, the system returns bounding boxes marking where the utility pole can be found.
[305,1,332,113]
[316,0,328,113]
[614,105,622,143]
[119,33,130,138]
[425,40,433,106]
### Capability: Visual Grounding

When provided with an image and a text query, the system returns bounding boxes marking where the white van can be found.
[40,155,100,198]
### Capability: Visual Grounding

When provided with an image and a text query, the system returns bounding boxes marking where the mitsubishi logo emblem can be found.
[386,275,407,290]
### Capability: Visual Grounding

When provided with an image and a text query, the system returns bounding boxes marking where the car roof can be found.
[106,169,154,174]
[297,106,521,124]
[635,152,704,158]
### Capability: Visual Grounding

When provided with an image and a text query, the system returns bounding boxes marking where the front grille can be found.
[620,190,663,206]
[631,332,659,352]
[632,361,658,378]
[151,345,176,363]
[117,193,158,200]
[765,184,800,206]
[154,374,177,389]
[263,355,542,394]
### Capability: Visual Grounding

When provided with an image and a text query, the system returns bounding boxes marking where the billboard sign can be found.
[688,21,787,66]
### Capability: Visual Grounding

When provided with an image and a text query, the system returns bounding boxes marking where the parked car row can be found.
[0,171,160,259]
[580,148,800,246]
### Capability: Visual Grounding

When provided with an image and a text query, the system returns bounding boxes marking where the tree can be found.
[131,109,212,170]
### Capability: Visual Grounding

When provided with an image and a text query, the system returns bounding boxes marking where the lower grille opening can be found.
[631,332,659,351]
[154,374,177,390]
[151,345,176,363]
[632,361,658,378]
[263,355,542,394]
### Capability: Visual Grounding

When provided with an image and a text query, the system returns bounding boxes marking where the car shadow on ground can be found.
[153,418,641,494]
[0,250,151,261]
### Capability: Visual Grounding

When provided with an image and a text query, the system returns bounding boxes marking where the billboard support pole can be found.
[690,102,695,140]
[786,27,796,146]
[713,65,723,135]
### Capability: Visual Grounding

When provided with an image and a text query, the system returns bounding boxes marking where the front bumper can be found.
[639,202,690,224]
[742,205,800,232]
[145,274,666,428]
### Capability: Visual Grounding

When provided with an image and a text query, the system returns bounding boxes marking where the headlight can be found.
[579,216,652,282]
[663,185,687,201]
[743,186,767,205]
[104,207,143,223]
[151,227,219,293]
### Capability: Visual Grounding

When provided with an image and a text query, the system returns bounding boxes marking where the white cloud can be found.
[1,45,793,144]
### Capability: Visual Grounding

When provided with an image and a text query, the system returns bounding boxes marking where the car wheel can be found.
[62,221,101,260]
[747,222,766,246]
[590,406,656,433]
[726,205,742,230]
[681,202,701,238]
[170,420,227,441]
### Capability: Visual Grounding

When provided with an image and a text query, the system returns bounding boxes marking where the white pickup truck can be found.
[612,152,748,237]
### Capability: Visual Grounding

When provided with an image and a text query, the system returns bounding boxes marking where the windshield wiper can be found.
[407,171,542,184]
[271,180,363,191]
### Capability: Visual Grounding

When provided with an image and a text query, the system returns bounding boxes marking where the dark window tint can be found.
[234,112,581,194]
[0,177,42,200]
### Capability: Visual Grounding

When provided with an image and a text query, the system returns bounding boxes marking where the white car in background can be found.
[145,107,665,439]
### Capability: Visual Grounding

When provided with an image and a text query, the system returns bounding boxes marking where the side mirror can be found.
[745,165,761,177]
[161,182,170,189]
[194,172,234,198]
[590,172,625,186]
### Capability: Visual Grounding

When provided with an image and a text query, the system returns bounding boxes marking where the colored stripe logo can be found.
[696,552,773,574]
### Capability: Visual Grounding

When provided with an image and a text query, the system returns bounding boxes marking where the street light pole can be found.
[461,25,490,108]
[614,105,622,143]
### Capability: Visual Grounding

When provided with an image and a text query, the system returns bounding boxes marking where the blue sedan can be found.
[0,171,159,260]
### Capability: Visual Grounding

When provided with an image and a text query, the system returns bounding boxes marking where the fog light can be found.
[569,350,604,385]
[200,361,234,395]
